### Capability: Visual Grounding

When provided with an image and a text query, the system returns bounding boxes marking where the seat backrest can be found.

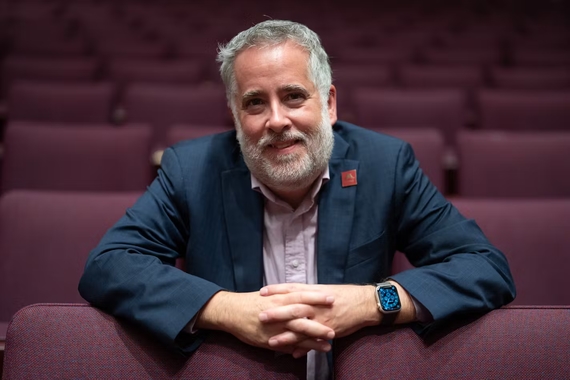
[353,88,467,146]
[1,56,99,97]
[0,192,141,325]
[457,130,570,197]
[123,83,230,148]
[478,90,570,131]
[106,59,203,88]
[8,81,115,123]
[490,67,570,90]
[334,306,570,379]
[1,122,153,192]
[399,64,485,89]
[166,124,233,147]
[451,198,570,305]
[2,303,306,379]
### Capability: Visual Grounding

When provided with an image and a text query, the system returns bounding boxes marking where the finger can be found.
[260,304,318,323]
[284,291,335,306]
[266,319,334,345]
[285,318,335,340]
[269,333,332,352]
[260,283,308,296]
[292,347,312,359]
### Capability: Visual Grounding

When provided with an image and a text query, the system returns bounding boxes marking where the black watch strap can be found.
[379,311,398,326]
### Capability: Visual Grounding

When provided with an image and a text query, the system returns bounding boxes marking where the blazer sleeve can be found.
[78,147,223,354]
[388,142,516,324]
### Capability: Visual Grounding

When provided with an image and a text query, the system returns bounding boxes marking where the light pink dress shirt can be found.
[252,168,330,380]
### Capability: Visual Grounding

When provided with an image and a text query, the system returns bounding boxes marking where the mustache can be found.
[257,130,308,148]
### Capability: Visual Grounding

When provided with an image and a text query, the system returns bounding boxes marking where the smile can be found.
[269,140,300,150]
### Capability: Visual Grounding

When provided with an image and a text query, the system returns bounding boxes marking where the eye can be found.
[284,92,307,105]
[243,98,265,111]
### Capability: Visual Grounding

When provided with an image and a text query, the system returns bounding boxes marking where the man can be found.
[79,20,515,379]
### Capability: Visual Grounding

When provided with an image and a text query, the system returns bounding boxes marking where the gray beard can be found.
[235,108,334,192]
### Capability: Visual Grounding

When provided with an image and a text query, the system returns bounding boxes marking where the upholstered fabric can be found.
[451,198,570,305]
[166,124,233,147]
[8,81,115,123]
[353,88,466,145]
[1,122,153,192]
[478,90,570,131]
[457,130,570,197]
[334,306,570,379]
[124,83,231,148]
[0,191,141,327]
[2,303,306,380]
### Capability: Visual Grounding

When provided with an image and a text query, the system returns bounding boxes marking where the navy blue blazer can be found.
[79,121,515,352]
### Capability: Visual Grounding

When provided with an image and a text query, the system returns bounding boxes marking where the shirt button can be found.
[291,260,299,268]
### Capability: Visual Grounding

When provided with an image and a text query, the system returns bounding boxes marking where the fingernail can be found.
[268,338,278,347]
[259,287,267,295]
[327,331,335,339]
[259,312,268,322]
[326,296,335,303]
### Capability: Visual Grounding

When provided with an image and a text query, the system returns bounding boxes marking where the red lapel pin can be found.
[341,169,357,187]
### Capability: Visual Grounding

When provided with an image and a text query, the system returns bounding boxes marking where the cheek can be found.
[238,117,265,142]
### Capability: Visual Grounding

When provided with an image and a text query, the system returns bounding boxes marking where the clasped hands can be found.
[198,283,379,358]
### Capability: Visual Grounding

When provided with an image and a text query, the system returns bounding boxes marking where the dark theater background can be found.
[0,0,569,378]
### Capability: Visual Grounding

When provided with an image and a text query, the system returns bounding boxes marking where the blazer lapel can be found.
[222,164,264,292]
[317,134,359,284]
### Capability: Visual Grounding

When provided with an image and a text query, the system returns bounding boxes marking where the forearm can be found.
[195,291,236,332]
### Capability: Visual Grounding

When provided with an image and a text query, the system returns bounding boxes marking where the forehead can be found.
[233,41,314,94]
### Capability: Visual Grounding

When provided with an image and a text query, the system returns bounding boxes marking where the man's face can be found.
[232,41,337,192]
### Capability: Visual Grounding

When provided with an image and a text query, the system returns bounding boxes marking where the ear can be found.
[327,85,338,125]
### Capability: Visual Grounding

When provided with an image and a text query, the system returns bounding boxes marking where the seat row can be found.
[3,56,570,100]
[0,191,568,348]
[3,80,569,149]
[2,122,570,197]
[2,304,569,379]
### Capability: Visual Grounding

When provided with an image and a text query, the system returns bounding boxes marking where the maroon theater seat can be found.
[420,46,502,65]
[353,88,467,146]
[123,83,230,149]
[332,63,394,122]
[95,39,171,59]
[490,67,570,90]
[451,198,570,305]
[106,59,203,88]
[457,130,570,197]
[10,36,89,57]
[1,56,99,97]
[477,90,570,131]
[8,81,115,123]
[1,123,153,192]
[166,124,233,147]
[334,306,570,379]
[399,64,485,90]
[2,303,306,379]
[0,192,141,333]
[512,48,570,66]
[334,46,416,66]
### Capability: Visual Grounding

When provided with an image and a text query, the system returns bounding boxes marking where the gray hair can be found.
[217,20,332,111]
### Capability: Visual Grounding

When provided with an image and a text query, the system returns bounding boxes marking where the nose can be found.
[265,100,291,133]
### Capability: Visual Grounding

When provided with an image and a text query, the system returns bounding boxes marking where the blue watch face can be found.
[379,285,401,312]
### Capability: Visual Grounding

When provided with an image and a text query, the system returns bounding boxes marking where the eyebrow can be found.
[281,84,309,95]
[240,84,310,104]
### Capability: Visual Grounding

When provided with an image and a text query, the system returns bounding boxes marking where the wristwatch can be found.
[375,282,401,325]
